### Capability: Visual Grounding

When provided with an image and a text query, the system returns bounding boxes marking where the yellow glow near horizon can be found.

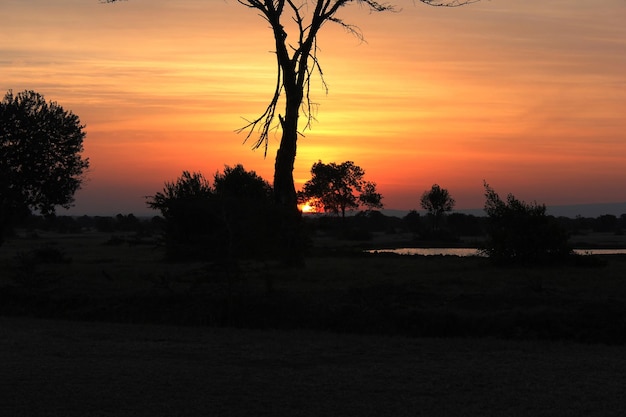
[299,202,318,214]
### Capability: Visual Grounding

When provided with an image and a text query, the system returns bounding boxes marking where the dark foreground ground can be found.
[2,231,626,415]
[2,317,626,417]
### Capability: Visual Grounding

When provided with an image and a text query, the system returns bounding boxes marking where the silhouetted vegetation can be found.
[103,1,477,275]
[230,0,473,213]
[146,165,296,264]
[3,157,626,346]
[299,160,383,218]
[482,182,572,265]
[12,212,155,236]
[420,184,455,232]
[446,212,485,237]
[0,90,89,246]
[2,234,626,344]
[146,171,215,260]
[402,210,422,235]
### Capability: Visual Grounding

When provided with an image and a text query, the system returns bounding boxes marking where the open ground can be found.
[2,229,626,415]
[2,317,626,417]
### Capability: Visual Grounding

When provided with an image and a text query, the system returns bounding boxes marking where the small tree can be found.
[147,171,217,260]
[213,164,278,258]
[482,181,571,265]
[359,181,384,212]
[420,184,455,232]
[0,90,89,246]
[299,160,382,218]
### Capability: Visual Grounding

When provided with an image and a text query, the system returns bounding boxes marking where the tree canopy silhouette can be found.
[482,181,571,265]
[299,160,382,218]
[420,184,455,231]
[147,165,280,261]
[0,90,89,246]
[103,0,477,214]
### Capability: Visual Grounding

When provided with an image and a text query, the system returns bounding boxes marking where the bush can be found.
[146,165,290,262]
[482,182,572,265]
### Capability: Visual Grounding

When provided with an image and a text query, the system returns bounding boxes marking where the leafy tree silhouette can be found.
[147,171,215,260]
[482,181,572,265]
[213,165,278,259]
[420,184,455,232]
[147,165,282,262]
[299,160,382,218]
[0,90,89,246]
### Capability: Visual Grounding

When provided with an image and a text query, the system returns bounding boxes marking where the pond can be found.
[366,248,626,257]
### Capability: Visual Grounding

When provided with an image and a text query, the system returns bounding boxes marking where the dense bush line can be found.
[2,254,625,345]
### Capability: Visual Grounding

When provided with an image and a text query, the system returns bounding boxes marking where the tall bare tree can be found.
[104,0,476,215]
[236,0,476,212]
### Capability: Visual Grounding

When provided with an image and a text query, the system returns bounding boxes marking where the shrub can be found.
[482,182,572,265]
[146,165,290,262]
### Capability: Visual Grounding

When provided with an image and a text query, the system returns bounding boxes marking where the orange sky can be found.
[2,0,625,215]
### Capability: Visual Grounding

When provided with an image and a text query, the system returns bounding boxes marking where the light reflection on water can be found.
[367,248,626,257]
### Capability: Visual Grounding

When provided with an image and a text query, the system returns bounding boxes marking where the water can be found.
[367,248,626,257]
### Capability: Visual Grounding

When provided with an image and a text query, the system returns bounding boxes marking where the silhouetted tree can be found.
[359,181,384,212]
[212,164,279,259]
[147,171,216,260]
[103,0,477,215]
[482,181,571,264]
[299,160,382,218]
[213,164,273,202]
[420,184,455,232]
[147,166,282,261]
[0,90,89,246]
[403,210,422,234]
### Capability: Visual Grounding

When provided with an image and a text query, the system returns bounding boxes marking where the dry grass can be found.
[2,230,626,342]
[2,231,626,415]
[2,317,626,417]
[569,231,626,249]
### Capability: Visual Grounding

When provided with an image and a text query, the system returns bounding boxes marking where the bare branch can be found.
[418,0,480,7]
[106,0,478,157]
[235,58,284,157]
[234,0,479,155]
[302,37,328,131]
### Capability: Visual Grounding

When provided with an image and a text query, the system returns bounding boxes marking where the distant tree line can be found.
[12,188,625,254]
[13,212,158,235]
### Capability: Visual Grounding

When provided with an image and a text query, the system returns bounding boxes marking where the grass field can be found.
[1,229,626,343]
[2,230,626,415]
[2,317,626,417]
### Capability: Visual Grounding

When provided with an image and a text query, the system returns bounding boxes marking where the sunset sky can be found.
[2,0,625,216]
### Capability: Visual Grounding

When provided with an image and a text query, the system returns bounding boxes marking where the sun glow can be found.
[299,201,318,214]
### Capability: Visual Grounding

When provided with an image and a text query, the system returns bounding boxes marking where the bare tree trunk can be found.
[273,107,298,209]
[273,89,305,266]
